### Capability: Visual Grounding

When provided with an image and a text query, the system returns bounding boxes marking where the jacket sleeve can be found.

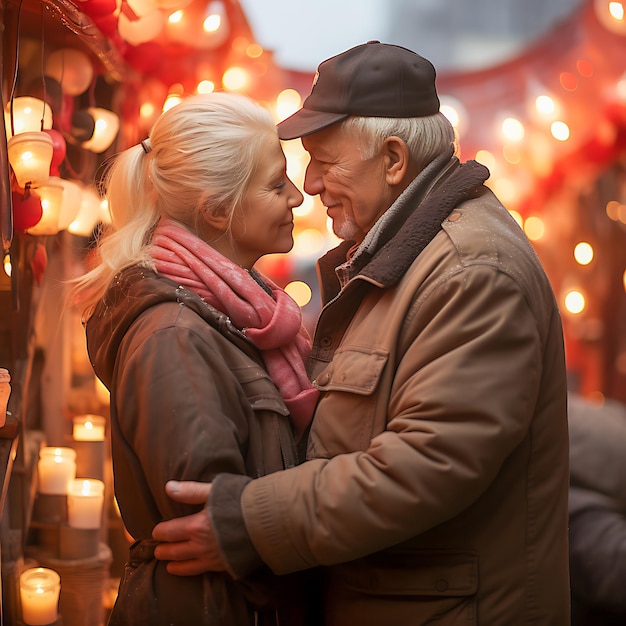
[113,307,252,536]
[209,473,263,578]
[569,486,626,613]
[217,264,556,575]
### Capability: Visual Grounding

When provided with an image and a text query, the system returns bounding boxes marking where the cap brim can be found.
[277,108,349,140]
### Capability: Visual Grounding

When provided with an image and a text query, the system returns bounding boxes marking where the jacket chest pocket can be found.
[309,347,389,457]
[234,364,291,415]
[231,365,297,476]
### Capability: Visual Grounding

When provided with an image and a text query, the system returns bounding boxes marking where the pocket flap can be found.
[312,347,388,395]
[342,551,478,597]
[231,365,289,415]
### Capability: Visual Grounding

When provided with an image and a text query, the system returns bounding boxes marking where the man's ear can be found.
[382,136,410,185]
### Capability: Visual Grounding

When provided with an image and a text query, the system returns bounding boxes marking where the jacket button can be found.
[435,579,448,592]
[316,372,331,386]
[320,336,332,348]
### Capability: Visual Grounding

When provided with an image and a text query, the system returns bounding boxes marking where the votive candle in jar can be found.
[72,414,105,441]
[67,478,105,529]
[38,447,76,495]
[20,567,60,625]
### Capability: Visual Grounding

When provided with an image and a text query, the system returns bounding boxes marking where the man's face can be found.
[301,124,394,244]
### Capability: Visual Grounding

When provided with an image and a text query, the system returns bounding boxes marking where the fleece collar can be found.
[319,156,490,296]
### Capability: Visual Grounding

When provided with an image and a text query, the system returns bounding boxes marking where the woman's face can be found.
[230,133,304,268]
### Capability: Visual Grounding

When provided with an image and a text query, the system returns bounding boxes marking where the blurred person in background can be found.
[568,393,626,626]
[153,42,571,625]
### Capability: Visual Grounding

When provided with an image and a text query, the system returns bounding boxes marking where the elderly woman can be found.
[72,92,318,626]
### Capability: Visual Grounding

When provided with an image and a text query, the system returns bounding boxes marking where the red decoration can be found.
[53,93,75,134]
[80,0,117,18]
[30,243,48,286]
[122,42,164,74]
[43,129,67,176]
[92,13,119,38]
[11,190,43,233]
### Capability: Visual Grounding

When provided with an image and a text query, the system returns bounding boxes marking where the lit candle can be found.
[67,479,105,529]
[20,567,60,626]
[38,447,76,495]
[72,414,106,441]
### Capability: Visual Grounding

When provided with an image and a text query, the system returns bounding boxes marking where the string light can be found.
[609,1,625,19]
[524,216,546,241]
[535,94,556,117]
[564,290,586,314]
[197,80,215,94]
[501,117,525,142]
[276,89,302,122]
[7,131,53,188]
[574,242,594,265]
[293,228,326,259]
[222,67,248,91]
[439,95,468,136]
[4,97,53,138]
[284,281,312,307]
[27,183,64,235]
[550,121,570,141]
[81,108,120,153]
[475,150,496,171]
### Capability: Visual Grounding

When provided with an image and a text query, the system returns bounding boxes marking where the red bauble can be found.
[12,190,43,232]
[93,13,119,37]
[80,0,117,18]
[43,128,67,176]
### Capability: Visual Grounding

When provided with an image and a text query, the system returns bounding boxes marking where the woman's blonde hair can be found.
[71,92,276,314]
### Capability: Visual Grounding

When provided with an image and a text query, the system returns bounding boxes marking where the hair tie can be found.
[141,139,152,154]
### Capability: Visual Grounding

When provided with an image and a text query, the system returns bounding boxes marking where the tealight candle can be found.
[72,414,106,441]
[38,447,76,495]
[20,567,60,626]
[67,478,105,529]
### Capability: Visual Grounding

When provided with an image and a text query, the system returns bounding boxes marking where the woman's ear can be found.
[201,203,230,232]
[382,136,410,186]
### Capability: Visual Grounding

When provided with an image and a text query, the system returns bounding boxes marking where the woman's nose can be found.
[289,180,304,208]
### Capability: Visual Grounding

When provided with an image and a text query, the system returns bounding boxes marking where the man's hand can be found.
[152,480,228,576]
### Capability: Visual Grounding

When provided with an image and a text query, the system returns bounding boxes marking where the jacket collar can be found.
[317,156,490,301]
[86,265,253,389]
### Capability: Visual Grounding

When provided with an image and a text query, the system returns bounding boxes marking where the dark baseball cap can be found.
[277,41,440,140]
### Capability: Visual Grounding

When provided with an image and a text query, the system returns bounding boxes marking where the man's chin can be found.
[333,224,359,242]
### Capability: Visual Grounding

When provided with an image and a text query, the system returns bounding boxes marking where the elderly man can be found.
[153,41,570,624]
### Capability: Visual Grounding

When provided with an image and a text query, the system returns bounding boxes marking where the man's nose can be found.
[303,163,323,196]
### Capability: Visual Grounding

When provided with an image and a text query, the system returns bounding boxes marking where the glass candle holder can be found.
[72,414,106,441]
[67,478,105,529]
[38,447,76,495]
[20,567,60,626]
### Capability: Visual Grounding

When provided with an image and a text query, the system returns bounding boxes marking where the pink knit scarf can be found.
[150,219,318,437]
